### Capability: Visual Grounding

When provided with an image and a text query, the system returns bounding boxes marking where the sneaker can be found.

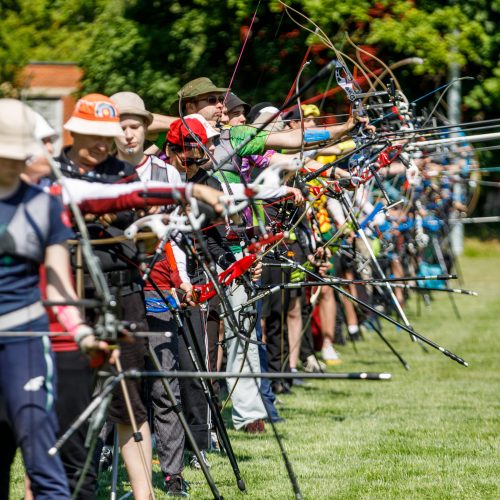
[303,355,327,373]
[208,431,221,453]
[321,344,342,366]
[243,419,265,434]
[269,416,286,423]
[290,368,304,386]
[271,381,293,395]
[189,450,210,470]
[164,474,190,497]
[348,325,362,342]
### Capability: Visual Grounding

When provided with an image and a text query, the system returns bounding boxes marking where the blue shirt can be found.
[0,182,73,316]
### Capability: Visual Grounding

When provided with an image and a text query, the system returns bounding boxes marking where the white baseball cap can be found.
[184,113,220,139]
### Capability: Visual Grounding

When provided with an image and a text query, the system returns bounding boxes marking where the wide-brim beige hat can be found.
[0,98,44,160]
[110,91,153,126]
[64,93,125,137]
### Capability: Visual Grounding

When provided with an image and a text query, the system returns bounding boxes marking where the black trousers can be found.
[262,264,290,374]
[55,350,96,500]
[178,307,218,451]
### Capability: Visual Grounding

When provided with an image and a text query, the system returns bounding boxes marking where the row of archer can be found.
[0,59,483,500]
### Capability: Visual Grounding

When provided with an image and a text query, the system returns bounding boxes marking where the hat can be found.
[169,77,228,115]
[64,93,124,137]
[167,118,208,147]
[0,99,44,160]
[110,91,153,126]
[224,92,250,115]
[284,104,321,122]
[184,113,219,139]
[301,104,320,118]
[34,112,58,141]
[247,102,276,124]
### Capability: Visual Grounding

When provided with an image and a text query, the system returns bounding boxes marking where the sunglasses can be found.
[169,144,199,152]
[183,157,209,167]
[196,94,225,105]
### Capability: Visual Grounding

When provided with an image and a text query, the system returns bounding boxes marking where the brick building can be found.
[19,62,83,152]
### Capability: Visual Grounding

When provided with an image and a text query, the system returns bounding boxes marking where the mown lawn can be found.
[9,241,500,499]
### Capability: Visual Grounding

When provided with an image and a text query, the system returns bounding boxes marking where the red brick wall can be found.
[20,63,83,145]
[20,64,83,89]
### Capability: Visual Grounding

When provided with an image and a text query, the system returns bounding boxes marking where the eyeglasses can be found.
[196,94,225,105]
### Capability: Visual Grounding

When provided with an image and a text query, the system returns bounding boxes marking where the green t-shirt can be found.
[228,125,270,157]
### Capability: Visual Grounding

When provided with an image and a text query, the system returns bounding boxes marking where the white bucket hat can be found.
[64,93,124,137]
[34,112,58,141]
[0,99,44,160]
[110,92,153,126]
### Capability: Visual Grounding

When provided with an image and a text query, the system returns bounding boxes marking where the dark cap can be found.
[225,92,250,115]
[283,106,301,122]
[169,77,228,115]
[247,102,276,124]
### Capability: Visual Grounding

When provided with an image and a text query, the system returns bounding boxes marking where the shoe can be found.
[348,331,362,342]
[270,416,286,423]
[303,355,326,373]
[290,368,304,386]
[244,419,265,434]
[321,344,342,366]
[272,381,293,395]
[348,325,362,342]
[208,431,221,453]
[189,450,210,470]
[98,446,113,474]
[164,474,190,497]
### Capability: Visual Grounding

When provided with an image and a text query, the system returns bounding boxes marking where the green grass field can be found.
[9,240,500,499]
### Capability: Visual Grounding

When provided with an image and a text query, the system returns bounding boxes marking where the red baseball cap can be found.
[167,118,208,147]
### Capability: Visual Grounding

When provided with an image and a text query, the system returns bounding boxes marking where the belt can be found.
[84,268,142,290]
[0,301,45,330]
[105,269,141,287]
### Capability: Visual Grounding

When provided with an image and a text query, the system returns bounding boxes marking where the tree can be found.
[0,0,498,119]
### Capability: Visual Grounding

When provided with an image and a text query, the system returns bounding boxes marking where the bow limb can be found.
[280,1,334,50]
[296,60,311,164]
[192,255,257,303]
[254,187,328,262]
[344,33,391,93]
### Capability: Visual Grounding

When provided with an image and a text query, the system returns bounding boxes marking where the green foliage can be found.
[0,0,109,85]
[0,0,499,115]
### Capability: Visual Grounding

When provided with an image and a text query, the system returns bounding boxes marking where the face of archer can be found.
[115,115,147,156]
[0,157,25,188]
[70,133,113,169]
[185,93,225,125]
[228,105,246,126]
[289,116,317,129]
[168,143,207,179]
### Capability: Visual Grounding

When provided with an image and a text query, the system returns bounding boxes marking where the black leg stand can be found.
[181,310,246,491]
[147,344,223,500]
[145,278,245,492]
[110,426,120,500]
